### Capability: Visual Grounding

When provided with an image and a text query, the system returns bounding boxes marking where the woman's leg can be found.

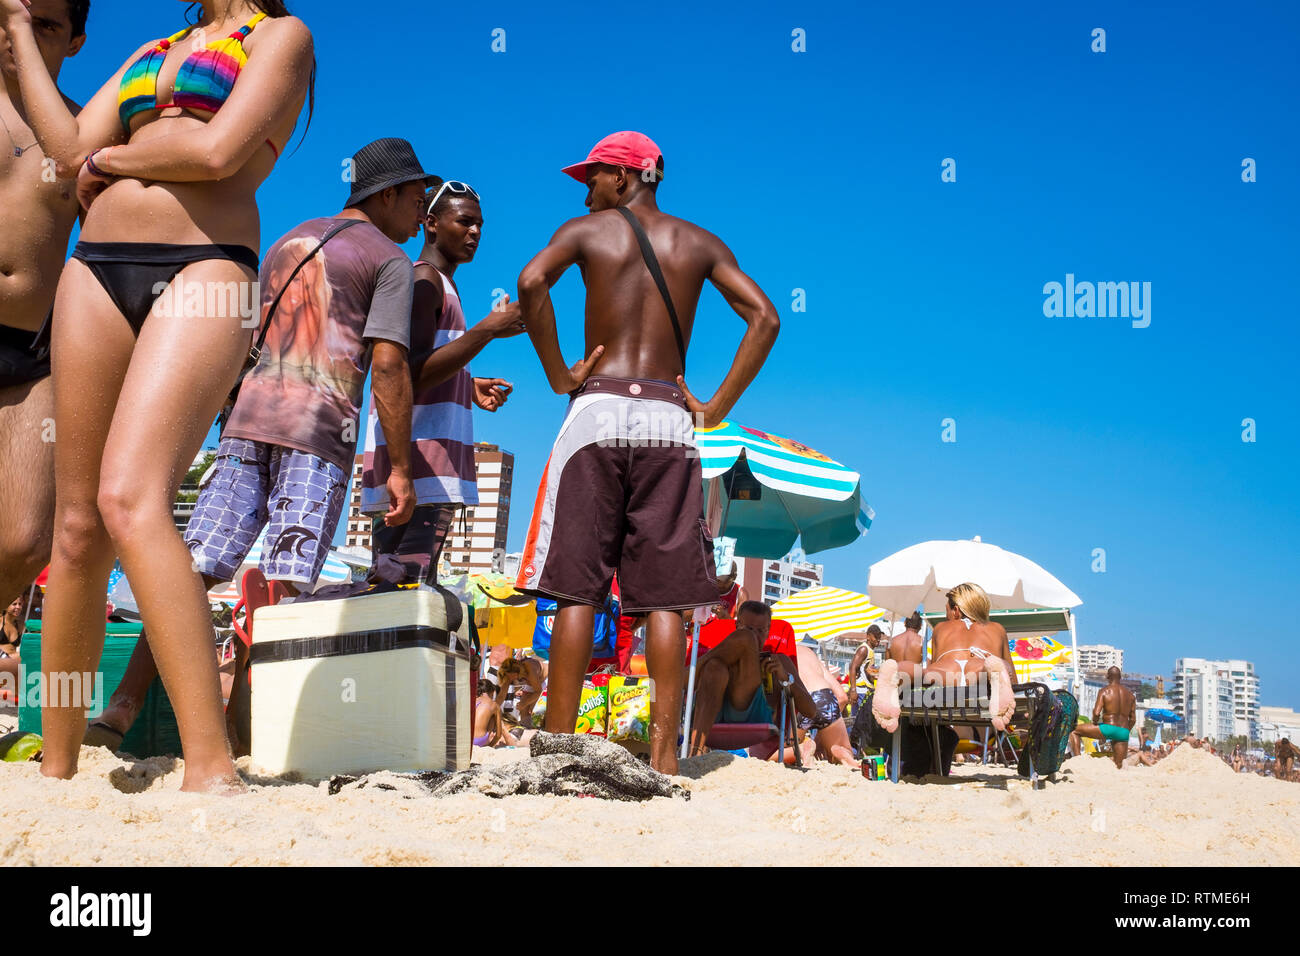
[97,259,252,792]
[39,260,137,779]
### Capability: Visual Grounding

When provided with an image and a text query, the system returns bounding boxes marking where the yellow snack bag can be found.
[607,676,651,744]
[574,680,608,736]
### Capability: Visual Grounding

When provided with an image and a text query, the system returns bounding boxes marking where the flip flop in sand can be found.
[872,659,902,733]
[83,721,124,753]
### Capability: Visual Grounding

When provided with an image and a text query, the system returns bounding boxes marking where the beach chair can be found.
[702,678,804,767]
[888,682,1043,785]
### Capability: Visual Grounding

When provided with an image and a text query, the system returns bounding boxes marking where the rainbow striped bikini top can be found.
[118,12,278,156]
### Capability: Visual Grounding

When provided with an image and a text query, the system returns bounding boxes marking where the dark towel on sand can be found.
[327,732,689,802]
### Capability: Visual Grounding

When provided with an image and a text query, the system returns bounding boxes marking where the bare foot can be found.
[872,659,902,733]
[987,663,1016,732]
[180,769,247,795]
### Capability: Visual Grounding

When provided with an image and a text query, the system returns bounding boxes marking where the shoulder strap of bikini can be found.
[248,218,365,364]
[614,205,686,369]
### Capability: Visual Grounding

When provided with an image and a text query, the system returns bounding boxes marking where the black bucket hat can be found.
[346,138,436,207]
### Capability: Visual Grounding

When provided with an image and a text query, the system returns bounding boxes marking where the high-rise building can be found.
[1171,658,1260,741]
[346,446,516,574]
[443,443,514,573]
[342,454,370,550]
[1077,644,1125,674]
[733,553,823,605]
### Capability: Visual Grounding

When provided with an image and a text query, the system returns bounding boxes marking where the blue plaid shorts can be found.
[184,436,348,586]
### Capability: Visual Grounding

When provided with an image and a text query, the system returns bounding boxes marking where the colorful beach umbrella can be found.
[1007,635,1073,683]
[695,421,873,558]
[771,585,889,642]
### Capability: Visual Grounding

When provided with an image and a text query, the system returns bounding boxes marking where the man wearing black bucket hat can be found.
[90,139,434,756]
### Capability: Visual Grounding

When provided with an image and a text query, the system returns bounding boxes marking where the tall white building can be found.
[733,553,823,605]
[1077,644,1125,674]
[1171,658,1259,741]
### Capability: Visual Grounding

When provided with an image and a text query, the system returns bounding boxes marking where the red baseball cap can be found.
[561,131,664,183]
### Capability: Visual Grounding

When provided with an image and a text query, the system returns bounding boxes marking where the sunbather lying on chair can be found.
[872,583,1017,734]
[688,601,820,756]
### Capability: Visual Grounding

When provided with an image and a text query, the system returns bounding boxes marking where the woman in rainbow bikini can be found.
[0,0,313,791]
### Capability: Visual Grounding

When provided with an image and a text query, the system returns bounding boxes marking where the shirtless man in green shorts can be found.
[1070,666,1136,768]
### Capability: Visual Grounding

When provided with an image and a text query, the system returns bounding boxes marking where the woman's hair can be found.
[185,1,315,153]
[946,582,990,624]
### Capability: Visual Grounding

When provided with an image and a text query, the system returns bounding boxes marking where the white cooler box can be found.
[249,586,472,778]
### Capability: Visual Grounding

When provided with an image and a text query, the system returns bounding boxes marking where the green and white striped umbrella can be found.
[696,421,872,558]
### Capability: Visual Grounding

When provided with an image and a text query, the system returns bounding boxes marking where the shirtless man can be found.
[1069,666,1136,769]
[687,601,818,757]
[0,0,87,603]
[794,644,855,765]
[873,583,1018,734]
[514,131,779,774]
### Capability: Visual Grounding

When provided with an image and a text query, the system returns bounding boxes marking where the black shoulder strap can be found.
[614,206,686,368]
[248,218,366,364]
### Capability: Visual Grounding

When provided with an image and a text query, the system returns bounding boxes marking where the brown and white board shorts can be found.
[514,376,719,614]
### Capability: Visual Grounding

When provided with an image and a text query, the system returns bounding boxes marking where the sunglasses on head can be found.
[427,181,480,217]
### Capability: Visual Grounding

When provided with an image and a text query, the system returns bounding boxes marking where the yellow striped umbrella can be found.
[1008,635,1072,682]
[771,585,890,642]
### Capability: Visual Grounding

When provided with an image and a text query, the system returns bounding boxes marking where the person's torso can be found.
[889,631,924,663]
[577,208,714,382]
[932,619,1005,657]
[82,18,298,249]
[0,96,81,329]
[224,217,407,467]
[362,265,478,507]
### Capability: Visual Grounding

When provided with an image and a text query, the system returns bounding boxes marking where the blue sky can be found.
[62,1,1298,704]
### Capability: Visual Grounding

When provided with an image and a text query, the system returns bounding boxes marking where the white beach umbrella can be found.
[867,536,1082,615]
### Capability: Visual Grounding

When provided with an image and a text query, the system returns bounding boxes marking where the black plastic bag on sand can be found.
[327,732,689,802]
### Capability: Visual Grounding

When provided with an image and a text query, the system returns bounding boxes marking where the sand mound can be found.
[1157,744,1236,778]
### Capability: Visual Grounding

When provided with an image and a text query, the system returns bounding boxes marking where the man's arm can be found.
[413,267,523,391]
[365,256,416,526]
[371,341,414,525]
[517,220,604,394]
[846,645,871,703]
[677,237,780,427]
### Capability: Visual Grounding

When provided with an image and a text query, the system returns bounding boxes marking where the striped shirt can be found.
[361,264,479,513]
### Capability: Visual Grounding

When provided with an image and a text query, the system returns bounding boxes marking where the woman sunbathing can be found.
[872,582,1017,733]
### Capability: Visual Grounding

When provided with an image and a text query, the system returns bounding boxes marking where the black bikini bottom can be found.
[71,242,260,335]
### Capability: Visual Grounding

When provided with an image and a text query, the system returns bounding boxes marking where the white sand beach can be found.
[3,721,1296,867]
